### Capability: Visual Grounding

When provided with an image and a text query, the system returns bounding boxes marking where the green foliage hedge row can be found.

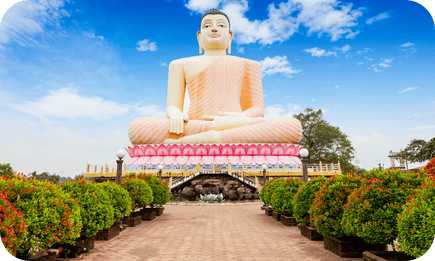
[135,173,170,207]
[121,178,153,210]
[96,181,132,220]
[270,178,303,213]
[260,178,285,206]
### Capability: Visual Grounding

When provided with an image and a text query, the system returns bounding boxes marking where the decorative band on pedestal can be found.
[125,144,303,166]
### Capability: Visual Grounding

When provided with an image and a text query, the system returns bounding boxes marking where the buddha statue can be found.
[128,8,302,145]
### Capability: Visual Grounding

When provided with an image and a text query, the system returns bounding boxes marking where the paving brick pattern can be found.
[81,202,366,261]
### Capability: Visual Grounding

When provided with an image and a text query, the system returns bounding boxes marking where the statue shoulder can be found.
[169,56,202,67]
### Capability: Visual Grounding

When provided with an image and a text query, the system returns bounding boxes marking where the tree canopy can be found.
[0,163,15,178]
[294,108,361,175]
[397,137,435,163]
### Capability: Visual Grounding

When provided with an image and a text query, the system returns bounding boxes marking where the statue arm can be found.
[240,60,264,118]
[166,60,188,134]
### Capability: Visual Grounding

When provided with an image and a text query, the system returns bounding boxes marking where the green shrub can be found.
[60,178,113,237]
[136,173,170,207]
[396,175,435,258]
[309,174,362,238]
[259,179,274,204]
[95,181,132,220]
[0,191,28,256]
[0,176,82,256]
[270,178,304,213]
[293,176,329,226]
[121,178,153,211]
[341,169,425,246]
[261,178,286,207]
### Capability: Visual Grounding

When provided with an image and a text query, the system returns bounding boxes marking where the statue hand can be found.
[169,112,189,134]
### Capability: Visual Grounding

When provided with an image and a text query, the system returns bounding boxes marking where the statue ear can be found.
[197,31,203,54]
[228,31,233,54]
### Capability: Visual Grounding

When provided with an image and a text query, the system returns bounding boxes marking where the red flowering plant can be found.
[121,178,153,211]
[0,176,82,257]
[341,168,426,248]
[396,175,435,259]
[308,174,362,239]
[60,177,114,237]
[292,176,329,226]
[135,173,170,207]
[0,191,28,257]
[424,157,435,176]
[259,179,274,205]
[260,178,286,208]
[95,181,132,220]
[270,178,304,214]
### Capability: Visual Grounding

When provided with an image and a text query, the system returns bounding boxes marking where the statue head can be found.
[197,8,233,54]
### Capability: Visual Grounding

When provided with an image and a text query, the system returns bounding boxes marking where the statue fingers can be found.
[218,111,230,116]
[202,115,215,121]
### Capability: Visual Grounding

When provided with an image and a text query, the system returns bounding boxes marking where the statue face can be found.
[198,14,233,51]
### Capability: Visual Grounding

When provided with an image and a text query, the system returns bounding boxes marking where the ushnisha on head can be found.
[197,8,233,55]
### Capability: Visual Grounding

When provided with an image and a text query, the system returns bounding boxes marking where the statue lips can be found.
[209,34,219,38]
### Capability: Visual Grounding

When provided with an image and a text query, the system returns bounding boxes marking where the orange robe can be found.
[128,56,302,145]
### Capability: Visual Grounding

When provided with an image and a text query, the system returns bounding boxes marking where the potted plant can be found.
[136,173,170,216]
[309,174,386,258]
[392,173,435,260]
[259,179,274,210]
[342,168,426,261]
[260,178,285,216]
[0,191,28,258]
[270,178,303,225]
[121,177,153,222]
[292,176,328,239]
[57,177,113,257]
[95,181,132,240]
[0,175,82,260]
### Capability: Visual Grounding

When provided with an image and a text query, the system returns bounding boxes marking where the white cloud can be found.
[7,87,129,121]
[366,12,389,24]
[358,62,363,65]
[0,0,70,48]
[264,103,302,120]
[410,125,435,131]
[159,61,167,67]
[133,104,166,118]
[237,46,244,53]
[372,133,384,138]
[353,133,384,142]
[137,39,157,52]
[335,85,339,88]
[401,42,415,47]
[311,98,316,102]
[186,0,363,45]
[84,31,104,40]
[399,87,420,94]
[358,48,372,54]
[304,47,336,57]
[185,0,222,14]
[365,56,373,61]
[259,55,300,77]
[372,58,393,71]
[333,44,351,53]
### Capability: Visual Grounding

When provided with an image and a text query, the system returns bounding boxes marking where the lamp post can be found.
[116,149,126,185]
[158,164,163,180]
[262,164,267,185]
[300,148,309,182]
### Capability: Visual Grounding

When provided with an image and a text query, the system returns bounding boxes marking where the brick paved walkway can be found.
[81,202,367,261]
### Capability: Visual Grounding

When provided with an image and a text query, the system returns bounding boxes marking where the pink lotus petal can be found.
[240,155,253,164]
[208,144,220,156]
[266,156,279,165]
[278,156,292,165]
[144,145,156,156]
[176,156,189,165]
[195,144,208,156]
[214,156,228,164]
[246,144,259,155]
[169,144,182,156]
[149,156,163,165]
[259,144,271,155]
[272,144,284,155]
[289,156,302,165]
[126,157,140,165]
[221,144,233,156]
[201,156,214,165]
[182,144,195,156]
[156,144,169,156]
[188,156,201,165]
[163,156,176,165]
[228,156,240,165]
[234,144,246,156]
[253,155,265,165]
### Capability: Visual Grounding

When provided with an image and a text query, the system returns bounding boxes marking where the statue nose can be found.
[212,28,218,32]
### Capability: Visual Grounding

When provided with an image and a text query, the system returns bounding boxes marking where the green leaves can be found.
[270,178,304,213]
[95,181,132,220]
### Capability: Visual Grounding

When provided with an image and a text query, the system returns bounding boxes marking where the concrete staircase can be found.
[170,171,257,191]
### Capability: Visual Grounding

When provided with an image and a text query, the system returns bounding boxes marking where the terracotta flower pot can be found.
[154,206,164,216]
[122,215,142,227]
[96,224,120,241]
[299,224,323,240]
[52,236,95,259]
[139,208,157,221]
[272,211,291,221]
[281,215,298,227]
[265,207,273,216]
[324,236,387,258]
[362,251,415,261]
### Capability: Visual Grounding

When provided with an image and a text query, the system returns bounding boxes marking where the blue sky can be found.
[0,0,434,178]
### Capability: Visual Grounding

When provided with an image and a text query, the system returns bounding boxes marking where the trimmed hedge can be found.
[270,178,304,213]
[60,178,114,237]
[136,173,170,207]
[293,176,329,226]
[121,178,153,211]
[261,178,286,207]
[96,181,132,220]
